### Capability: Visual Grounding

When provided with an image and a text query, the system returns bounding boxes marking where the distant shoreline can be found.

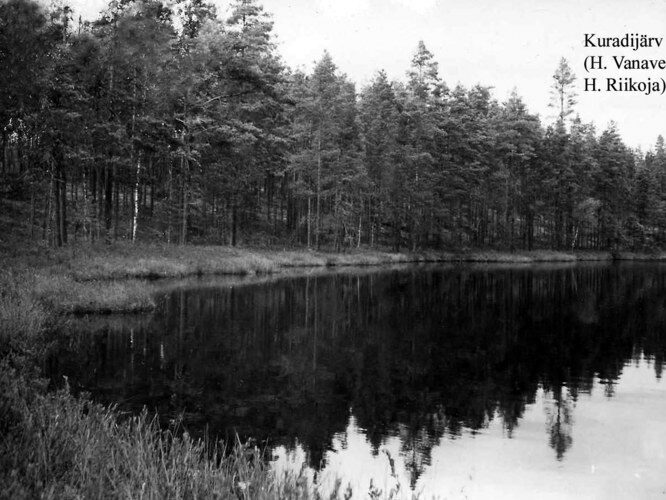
[2,243,663,315]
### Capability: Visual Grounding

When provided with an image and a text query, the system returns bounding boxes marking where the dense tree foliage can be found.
[2,0,664,250]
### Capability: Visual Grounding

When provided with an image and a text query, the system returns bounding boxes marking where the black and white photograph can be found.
[1,0,666,498]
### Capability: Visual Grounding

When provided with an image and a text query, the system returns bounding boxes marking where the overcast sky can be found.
[65,0,666,150]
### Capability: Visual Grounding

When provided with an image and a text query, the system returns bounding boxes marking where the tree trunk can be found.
[357,199,362,248]
[167,156,173,244]
[181,176,188,245]
[307,196,312,248]
[132,154,142,242]
[43,175,52,241]
[231,202,238,247]
[113,165,119,240]
[59,167,67,245]
[101,164,111,236]
[316,132,321,249]
[29,190,35,239]
[54,171,62,246]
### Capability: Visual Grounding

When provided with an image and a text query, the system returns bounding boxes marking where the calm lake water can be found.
[49,263,666,498]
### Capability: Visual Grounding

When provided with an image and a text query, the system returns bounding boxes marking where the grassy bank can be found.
[0,361,316,499]
[13,242,666,283]
[3,243,665,315]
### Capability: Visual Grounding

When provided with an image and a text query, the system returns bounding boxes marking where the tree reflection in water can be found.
[49,263,666,487]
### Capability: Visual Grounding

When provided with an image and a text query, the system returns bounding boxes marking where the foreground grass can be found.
[0,358,332,500]
[0,272,412,499]
[0,275,328,500]
[0,273,48,352]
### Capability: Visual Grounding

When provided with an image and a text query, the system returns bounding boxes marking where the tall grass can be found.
[0,270,327,499]
[33,274,156,314]
[4,244,641,316]
[0,359,327,499]
[10,242,631,284]
[0,271,48,356]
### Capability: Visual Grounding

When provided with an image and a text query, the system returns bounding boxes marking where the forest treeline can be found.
[2,0,665,251]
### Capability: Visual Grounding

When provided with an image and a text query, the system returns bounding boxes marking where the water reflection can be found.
[49,263,666,494]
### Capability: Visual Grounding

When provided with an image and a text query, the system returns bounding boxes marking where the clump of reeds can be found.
[0,357,327,499]
[33,273,156,314]
[0,270,48,356]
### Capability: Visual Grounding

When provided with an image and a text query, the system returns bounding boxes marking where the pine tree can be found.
[288,51,361,249]
[550,57,577,124]
[494,91,541,249]
[594,123,635,249]
[401,41,442,250]
[359,71,401,248]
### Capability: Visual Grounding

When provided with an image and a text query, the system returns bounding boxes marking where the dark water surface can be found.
[50,263,666,498]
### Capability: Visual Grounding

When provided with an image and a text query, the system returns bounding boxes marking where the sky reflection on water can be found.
[49,263,666,498]
[274,356,666,499]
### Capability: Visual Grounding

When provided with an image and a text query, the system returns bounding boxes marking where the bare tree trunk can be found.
[83,169,90,241]
[1,130,6,176]
[369,197,374,248]
[104,164,112,236]
[307,196,312,248]
[316,132,321,249]
[149,176,154,216]
[54,170,62,247]
[167,156,173,244]
[29,190,35,239]
[132,153,142,242]
[231,202,237,247]
[59,167,67,245]
[96,166,102,241]
[113,165,119,240]
[181,178,188,245]
[180,150,188,245]
[43,175,52,241]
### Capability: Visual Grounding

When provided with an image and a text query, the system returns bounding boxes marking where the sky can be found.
[64,0,666,150]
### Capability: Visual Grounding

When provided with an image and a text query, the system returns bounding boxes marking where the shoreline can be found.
[3,244,665,315]
[1,244,665,498]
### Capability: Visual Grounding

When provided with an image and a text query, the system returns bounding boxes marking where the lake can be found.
[49,262,666,498]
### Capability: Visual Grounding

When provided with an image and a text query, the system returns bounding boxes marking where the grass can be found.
[4,196,661,497]
[0,359,330,499]
[0,271,49,357]
[2,242,664,315]
[0,271,330,499]
[33,274,156,314]
[2,246,664,498]
[0,270,413,499]
[43,245,666,285]
[615,251,666,261]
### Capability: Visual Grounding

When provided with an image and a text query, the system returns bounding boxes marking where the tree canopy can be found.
[1,0,664,251]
